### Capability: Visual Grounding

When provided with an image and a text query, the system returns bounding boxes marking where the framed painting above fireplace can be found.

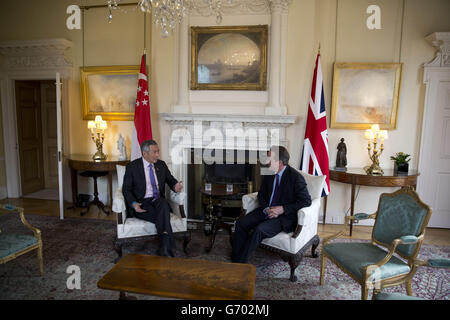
[190,25,268,91]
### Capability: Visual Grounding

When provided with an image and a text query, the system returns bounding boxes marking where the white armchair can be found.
[242,169,325,281]
[112,165,191,260]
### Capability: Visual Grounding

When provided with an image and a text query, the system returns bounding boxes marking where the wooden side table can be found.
[67,154,129,215]
[325,168,419,236]
[200,184,240,253]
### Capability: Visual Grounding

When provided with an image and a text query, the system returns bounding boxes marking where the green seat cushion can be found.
[374,292,425,300]
[0,233,38,259]
[324,242,411,281]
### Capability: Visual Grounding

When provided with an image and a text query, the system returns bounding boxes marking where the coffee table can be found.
[97,254,256,300]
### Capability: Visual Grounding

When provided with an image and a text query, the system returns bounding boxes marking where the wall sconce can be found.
[88,115,108,161]
[364,124,388,175]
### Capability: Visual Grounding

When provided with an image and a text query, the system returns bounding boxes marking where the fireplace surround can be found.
[161,112,296,220]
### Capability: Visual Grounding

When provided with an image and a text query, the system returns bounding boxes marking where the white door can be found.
[56,73,64,220]
[417,67,450,228]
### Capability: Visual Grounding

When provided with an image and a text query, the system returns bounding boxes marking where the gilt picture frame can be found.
[80,65,140,121]
[330,62,403,130]
[190,25,268,91]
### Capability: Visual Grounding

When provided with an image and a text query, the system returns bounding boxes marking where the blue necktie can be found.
[270,174,280,206]
[149,164,160,199]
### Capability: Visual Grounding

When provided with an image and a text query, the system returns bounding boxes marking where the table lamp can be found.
[364,124,388,175]
[88,115,108,161]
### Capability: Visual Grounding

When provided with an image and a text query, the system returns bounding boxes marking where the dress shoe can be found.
[157,234,171,257]
[167,237,176,257]
[157,245,170,257]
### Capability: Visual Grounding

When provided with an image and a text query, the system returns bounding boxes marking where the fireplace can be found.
[187,149,262,221]
[160,112,297,222]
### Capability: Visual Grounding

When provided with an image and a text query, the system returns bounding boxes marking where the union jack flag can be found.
[300,54,330,196]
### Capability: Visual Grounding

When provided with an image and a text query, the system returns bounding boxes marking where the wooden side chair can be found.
[320,187,432,299]
[0,204,43,276]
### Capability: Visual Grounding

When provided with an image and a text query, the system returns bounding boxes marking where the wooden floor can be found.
[1,197,449,246]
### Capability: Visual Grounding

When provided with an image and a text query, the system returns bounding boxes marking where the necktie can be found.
[149,164,160,199]
[270,174,280,206]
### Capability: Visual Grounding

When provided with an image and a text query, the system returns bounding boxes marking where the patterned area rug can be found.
[0,214,448,300]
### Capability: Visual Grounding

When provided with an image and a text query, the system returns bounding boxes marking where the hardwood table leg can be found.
[81,175,110,216]
[206,220,219,253]
[108,171,113,215]
[119,291,137,300]
[350,183,355,237]
[206,202,221,253]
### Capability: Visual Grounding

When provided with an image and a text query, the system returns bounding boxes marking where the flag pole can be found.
[318,42,321,55]
[143,10,147,55]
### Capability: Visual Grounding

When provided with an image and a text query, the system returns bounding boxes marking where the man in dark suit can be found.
[122,140,183,257]
[231,146,312,263]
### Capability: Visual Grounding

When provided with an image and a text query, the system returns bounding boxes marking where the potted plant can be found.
[390,152,411,175]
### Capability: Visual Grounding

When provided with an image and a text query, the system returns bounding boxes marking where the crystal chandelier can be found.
[107,0,233,38]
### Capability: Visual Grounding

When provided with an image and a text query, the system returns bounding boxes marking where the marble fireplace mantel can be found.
[160,112,297,127]
[160,112,297,151]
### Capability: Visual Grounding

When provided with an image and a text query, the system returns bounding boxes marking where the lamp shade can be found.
[364,129,375,140]
[94,115,103,123]
[379,130,388,140]
[370,124,380,132]
[88,121,95,129]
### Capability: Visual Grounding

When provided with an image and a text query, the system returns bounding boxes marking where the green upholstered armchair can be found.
[319,187,432,300]
[0,204,43,276]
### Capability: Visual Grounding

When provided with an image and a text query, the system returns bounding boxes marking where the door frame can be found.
[1,74,71,199]
[417,32,450,228]
[0,39,73,200]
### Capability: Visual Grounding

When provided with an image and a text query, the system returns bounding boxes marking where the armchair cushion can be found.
[0,233,38,259]
[297,170,325,200]
[399,235,419,244]
[297,198,321,226]
[242,192,258,213]
[373,193,428,258]
[116,164,126,189]
[117,213,187,239]
[354,213,370,220]
[324,242,411,281]
[112,188,127,214]
[169,190,186,206]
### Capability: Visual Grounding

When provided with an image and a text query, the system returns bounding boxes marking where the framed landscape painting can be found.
[330,62,403,130]
[80,65,140,121]
[190,25,268,91]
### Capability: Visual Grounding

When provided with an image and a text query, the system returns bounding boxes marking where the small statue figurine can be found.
[335,138,347,171]
[117,134,127,161]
